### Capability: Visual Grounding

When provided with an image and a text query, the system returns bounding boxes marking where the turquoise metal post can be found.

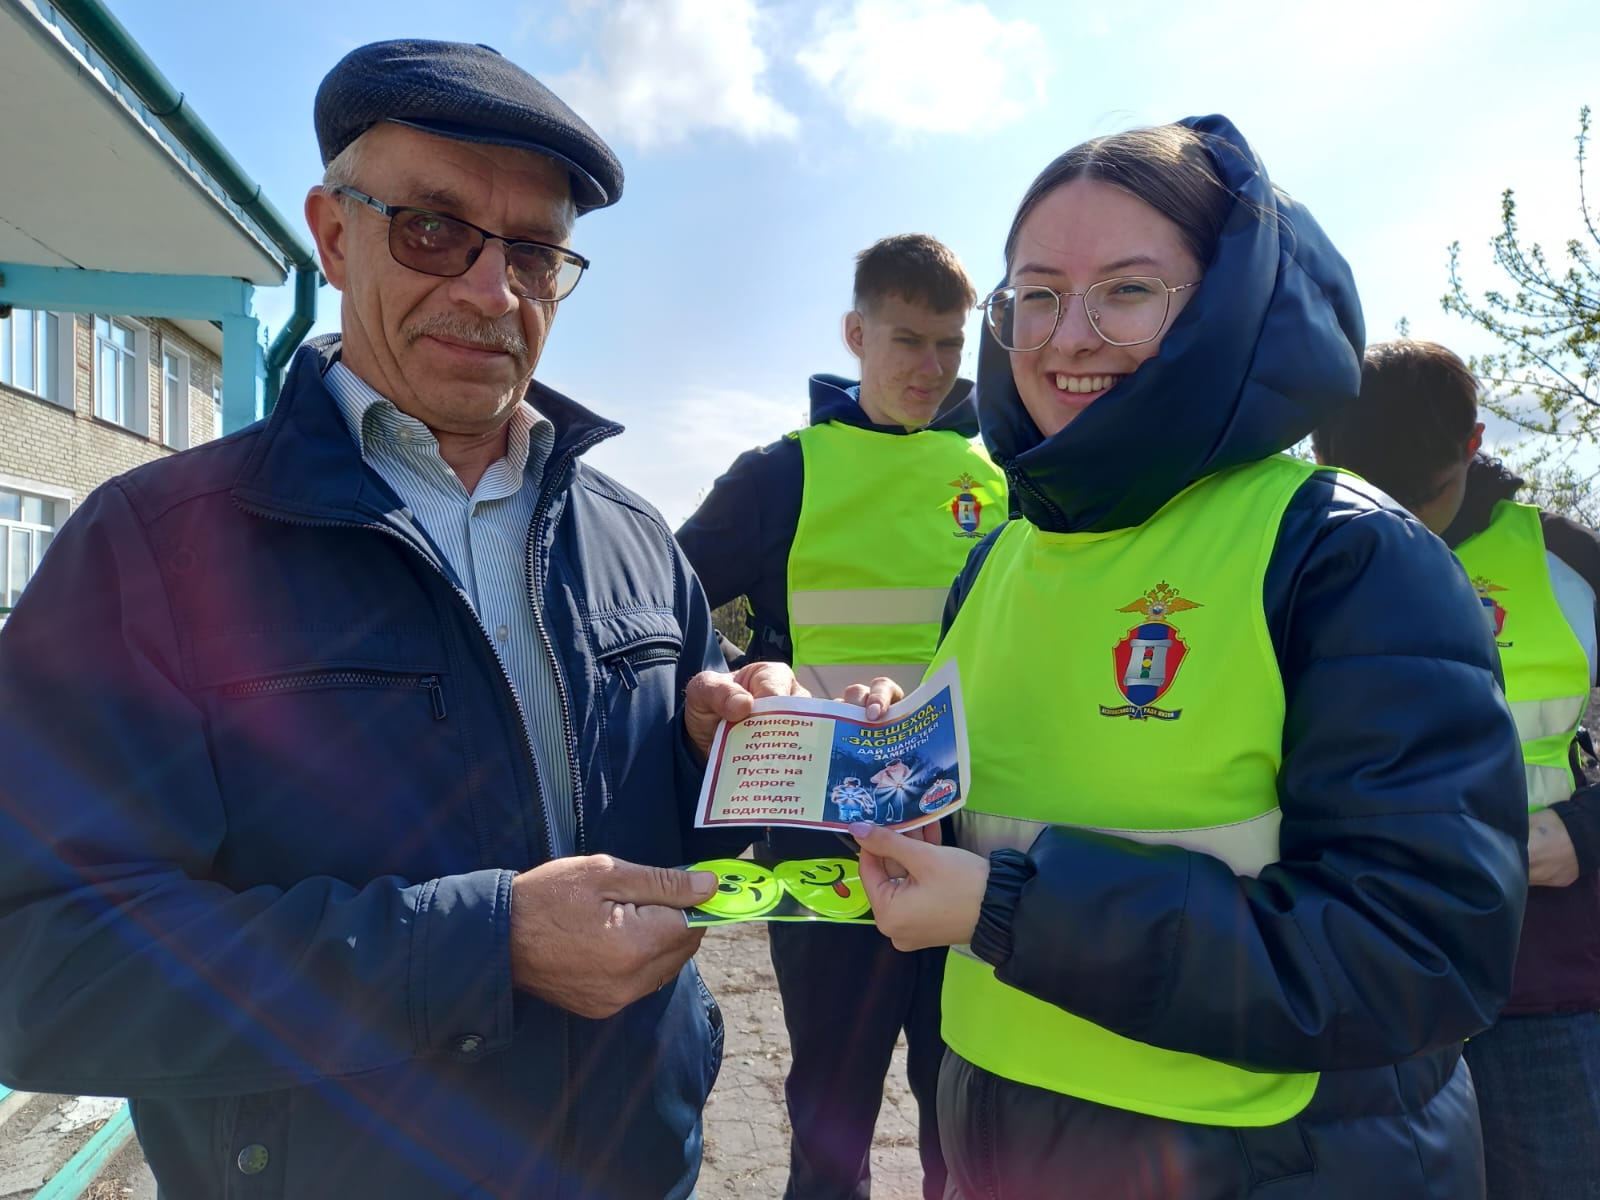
[264,267,322,413]
[221,314,262,434]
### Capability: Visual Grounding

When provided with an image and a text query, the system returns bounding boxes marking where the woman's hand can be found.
[851,823,988,950]
[1528,807,1580,888]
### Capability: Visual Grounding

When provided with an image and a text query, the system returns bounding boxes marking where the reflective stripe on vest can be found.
[787,421,1006,695]
[1454,500,1589,812]
[932,454,1321,1127]
[788,587,951,628]
[951,807,1282,880]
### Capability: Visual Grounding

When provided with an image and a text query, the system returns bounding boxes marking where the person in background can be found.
[1314,338,1600,1199]
[677,234,1007,1200]
[846,118,1528,1199]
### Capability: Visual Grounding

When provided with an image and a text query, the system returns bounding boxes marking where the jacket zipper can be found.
[1005,460,1071,531]
[232,505,558,862]
[525,429,611,861]
[223,670,446,719]
[522,428,613,1200]
[603,645,678,692]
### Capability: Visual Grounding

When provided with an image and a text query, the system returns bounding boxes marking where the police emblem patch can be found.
[1470,575,1512,647]
[1100,582,1201,721]
[948,472,984,539]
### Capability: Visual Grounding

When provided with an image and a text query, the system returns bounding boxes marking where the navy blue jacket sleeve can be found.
[971,476,1529,1072]
[0,482,516,1097]
[1555,788,1600,877]
[675,438,802,647]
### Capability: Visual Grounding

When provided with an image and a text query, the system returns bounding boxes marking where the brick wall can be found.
[0,314,225,512]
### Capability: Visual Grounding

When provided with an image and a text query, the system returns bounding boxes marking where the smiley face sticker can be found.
[690,859,783,920]
[773,858,872,920]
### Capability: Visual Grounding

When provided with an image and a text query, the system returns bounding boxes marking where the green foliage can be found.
[1498,437,1600,526]
[710,596,752,651]
[1443,106,1600,440]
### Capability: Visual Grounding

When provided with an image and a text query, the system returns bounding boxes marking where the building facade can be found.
[0,307,230,611]
[0,0,318,621]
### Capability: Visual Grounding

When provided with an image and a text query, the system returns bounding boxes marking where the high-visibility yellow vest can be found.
[934,454,1320,1127]
[1455,500,1589,811]
[787,420,1006,697]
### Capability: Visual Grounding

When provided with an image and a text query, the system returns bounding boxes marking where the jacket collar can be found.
[1442,454,1524,549]
[808,373,980,437]
[232,335,622,523]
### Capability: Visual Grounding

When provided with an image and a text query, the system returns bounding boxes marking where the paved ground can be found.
[7,922,923,1199]
[0,1091,154,1200]
[696,921,924,1199]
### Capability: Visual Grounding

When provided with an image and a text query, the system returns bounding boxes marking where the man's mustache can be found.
[404,315,527,356]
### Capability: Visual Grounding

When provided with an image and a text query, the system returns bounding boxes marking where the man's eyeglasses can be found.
[329,186,589,303]
[980,276,1200,351]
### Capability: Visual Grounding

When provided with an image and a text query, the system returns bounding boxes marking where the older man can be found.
[0,39,786,1200]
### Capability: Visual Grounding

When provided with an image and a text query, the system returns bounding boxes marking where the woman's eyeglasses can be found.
[980,276,1199,351]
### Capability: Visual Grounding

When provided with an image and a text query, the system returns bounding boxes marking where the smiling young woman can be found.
[850,117,1530,1199]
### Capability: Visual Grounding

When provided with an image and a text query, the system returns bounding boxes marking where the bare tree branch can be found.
[1443,106,1600,448]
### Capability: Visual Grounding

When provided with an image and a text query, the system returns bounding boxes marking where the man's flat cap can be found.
[315,39,623,212]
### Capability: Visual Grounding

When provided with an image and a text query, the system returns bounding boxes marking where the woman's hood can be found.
[978,114,1365,533]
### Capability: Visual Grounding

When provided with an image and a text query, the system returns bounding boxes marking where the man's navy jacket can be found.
[0,338,727,1199]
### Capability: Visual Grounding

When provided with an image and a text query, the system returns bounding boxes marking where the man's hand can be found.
[509,856,716,1018]
[1529,807,1581,888]
[683,662,810,761]
[839,676,904,723]
[851,823,987,951]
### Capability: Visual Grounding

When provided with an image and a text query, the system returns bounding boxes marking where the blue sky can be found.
[109,0,1600,523]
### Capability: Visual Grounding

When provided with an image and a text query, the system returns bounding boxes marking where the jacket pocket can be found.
[222,669,447,719]
[199,656,480,887]
[583,608,689,848]
[591,609,683,692]
[601,643,680,690]
[217,672,444,720]
[1236,1118,1314,1187]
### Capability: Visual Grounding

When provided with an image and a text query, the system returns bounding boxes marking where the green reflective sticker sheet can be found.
[683,856,875,925]
[688,859,784,920]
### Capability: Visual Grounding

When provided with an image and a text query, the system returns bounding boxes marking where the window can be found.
[0,309,62,403]
[162,347,190,450]
[0,487,62,612]
[212,375,224,440]
[95,316,139,427]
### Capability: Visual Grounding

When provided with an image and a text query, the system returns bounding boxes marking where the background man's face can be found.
[846,295,966,430]
[308,122,576,434]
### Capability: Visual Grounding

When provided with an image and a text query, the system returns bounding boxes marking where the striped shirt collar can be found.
[324,360,550,478]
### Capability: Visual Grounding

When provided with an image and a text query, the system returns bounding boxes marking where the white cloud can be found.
[584,385,807,526]
[796,0,1049,135]
[545,0,798,150]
